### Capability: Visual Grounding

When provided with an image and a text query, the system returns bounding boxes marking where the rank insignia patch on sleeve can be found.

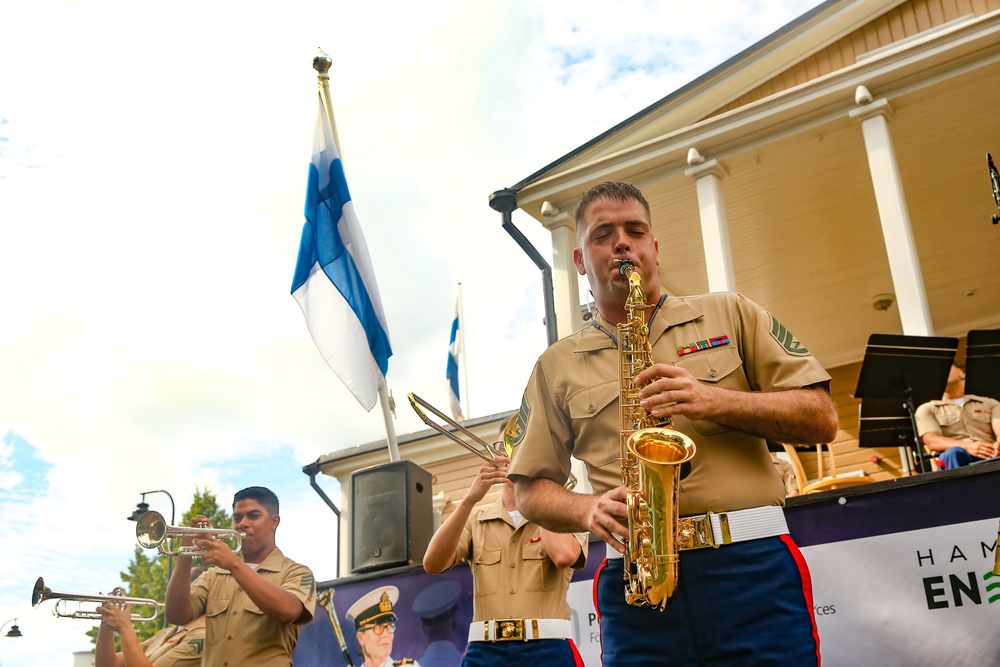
[510,394,530,449]
[769,315,810,356]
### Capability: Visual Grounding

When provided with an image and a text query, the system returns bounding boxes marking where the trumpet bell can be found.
[136,511,167,550]
[32,577,48,607]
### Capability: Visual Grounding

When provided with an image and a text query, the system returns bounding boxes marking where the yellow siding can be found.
[711,0,1000,116]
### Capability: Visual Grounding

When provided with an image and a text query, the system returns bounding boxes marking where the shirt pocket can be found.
[242,597,280,644]
[971,408,993,424]
[472,546,502,598]
[205,599,229,645]
[521,540,553,592]
[567,380,619,467]
[673,347,746,436]
[933,404,961,427]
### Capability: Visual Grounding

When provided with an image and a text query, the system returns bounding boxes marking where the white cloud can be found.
[0,0,824,663]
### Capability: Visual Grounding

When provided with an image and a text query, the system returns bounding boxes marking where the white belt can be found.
[606,504,788,559]
[468,618,571,642]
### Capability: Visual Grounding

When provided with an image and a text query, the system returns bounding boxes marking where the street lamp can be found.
[1,618,22,667]
[2,618,22,639]
[128,490,176,628]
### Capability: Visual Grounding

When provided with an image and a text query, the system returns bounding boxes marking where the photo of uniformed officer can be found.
[346,585,421,667]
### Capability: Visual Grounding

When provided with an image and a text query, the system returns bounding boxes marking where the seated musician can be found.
[916,364,1000,468]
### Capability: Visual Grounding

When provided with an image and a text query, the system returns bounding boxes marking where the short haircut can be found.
[233,486,279,514]
[574,181,651,240]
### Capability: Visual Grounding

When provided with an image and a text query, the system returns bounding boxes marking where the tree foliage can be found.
[86,487,232,647]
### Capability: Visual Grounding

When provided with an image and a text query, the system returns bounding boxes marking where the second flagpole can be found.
[457,283,470,420]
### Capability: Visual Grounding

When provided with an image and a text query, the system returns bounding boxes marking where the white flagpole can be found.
[313,50,400,462]
[458,282,470,420]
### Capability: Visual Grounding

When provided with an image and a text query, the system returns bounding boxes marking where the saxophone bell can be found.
[624,428,696,610]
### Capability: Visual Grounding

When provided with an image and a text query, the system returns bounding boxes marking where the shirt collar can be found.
[478,497,519,528]
[576,295,703,353]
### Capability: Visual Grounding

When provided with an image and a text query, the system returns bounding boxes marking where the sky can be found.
[0,0,825,663]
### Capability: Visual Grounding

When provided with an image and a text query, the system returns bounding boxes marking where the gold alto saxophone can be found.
[616,259,697,611]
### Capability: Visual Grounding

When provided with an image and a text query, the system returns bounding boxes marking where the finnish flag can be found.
[291,93,392,411]
[446,295,464,421]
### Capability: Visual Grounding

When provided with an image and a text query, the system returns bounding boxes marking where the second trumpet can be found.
[136,511,245,556]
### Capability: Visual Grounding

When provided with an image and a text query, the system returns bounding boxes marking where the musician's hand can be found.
[963,439,999,460]
[179,514,212,550]
[587,486,629,553]
[467,457,511,503]
[97,596,134,634]
[193,535,241,570]
[636,363,719,421]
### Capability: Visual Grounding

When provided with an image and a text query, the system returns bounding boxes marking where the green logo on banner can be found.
[985,571,1000,604]
[770,315,810,356]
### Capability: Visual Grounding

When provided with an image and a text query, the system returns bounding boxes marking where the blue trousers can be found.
[937,446,974,469]
[596,535,820,666]
[461,637,583,667]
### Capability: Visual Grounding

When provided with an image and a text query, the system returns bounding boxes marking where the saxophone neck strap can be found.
[591,294,667,349]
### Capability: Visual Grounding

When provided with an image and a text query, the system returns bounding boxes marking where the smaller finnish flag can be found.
[446,295,464,421]
[291,93,391,411]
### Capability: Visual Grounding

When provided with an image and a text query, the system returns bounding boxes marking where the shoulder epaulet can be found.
[393,660,416,666]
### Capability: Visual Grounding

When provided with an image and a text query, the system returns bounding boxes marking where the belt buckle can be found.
[490,619,525,642]
[679,511,729,550]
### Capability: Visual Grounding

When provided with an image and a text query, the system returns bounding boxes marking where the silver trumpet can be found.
[136,511,245,556]
[32,577,161,622]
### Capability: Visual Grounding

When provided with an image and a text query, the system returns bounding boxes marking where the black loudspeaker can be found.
[350,460,432,574]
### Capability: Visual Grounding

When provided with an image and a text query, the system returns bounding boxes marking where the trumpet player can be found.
[95,569,206,667]
[508,181,838,666]
[164,486,316,667]
[423,429,587,667]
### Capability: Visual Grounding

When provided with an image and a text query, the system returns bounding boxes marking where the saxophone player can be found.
[508,181,838,666]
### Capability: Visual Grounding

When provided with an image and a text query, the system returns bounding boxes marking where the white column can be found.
[543,212,584,337]
[339,482,351,577]
[685,159,735,292]
[850,97,933,336]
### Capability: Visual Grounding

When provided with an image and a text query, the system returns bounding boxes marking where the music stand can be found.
[854,334,958,474]
[965,329,1000,399]
[858,398,917,474]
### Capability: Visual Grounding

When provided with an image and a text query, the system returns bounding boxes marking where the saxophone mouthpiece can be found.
[616,259,634,275]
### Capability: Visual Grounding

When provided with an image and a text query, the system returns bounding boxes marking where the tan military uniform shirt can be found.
[509,291,831,516]
[915,395,1000,444]
[141,617,206,667]
[189,547,316,667]
[452,497,588,621]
